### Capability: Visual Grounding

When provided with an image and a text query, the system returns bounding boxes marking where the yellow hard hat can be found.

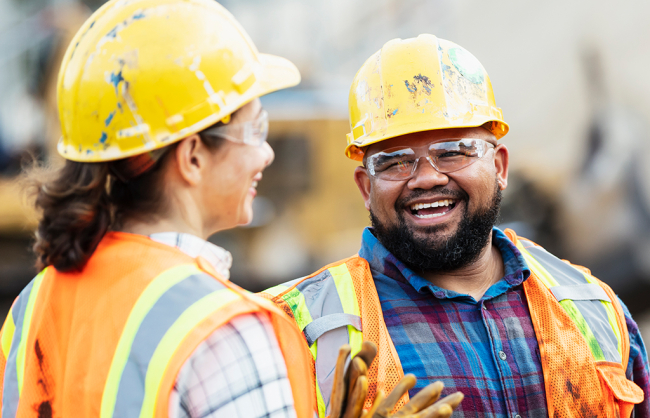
[346,34,509,161]
[57,0,300,162]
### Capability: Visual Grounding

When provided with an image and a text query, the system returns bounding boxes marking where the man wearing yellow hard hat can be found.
[263,35,650,417]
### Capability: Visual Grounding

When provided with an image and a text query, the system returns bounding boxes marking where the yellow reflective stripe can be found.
[557,299,606,361]
[1,306,16,359]
[518,246,559,288]
[139,289,241,418]
[100,263,202,418]
[308,338,325,418]
[329,264,363,357]
[281,288,314,333]
[520,246,606,361]
[582,273,622,358]
[16,268,46,395]
[264,284,289,297]
[314,348,327,418]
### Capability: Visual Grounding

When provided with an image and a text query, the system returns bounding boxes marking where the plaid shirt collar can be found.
[358,226,531,301]
[149,232,233,280]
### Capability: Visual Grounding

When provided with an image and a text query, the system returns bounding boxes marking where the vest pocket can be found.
[596,362,644,418]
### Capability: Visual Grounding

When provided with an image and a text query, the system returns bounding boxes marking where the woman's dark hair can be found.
[29,114,231,272]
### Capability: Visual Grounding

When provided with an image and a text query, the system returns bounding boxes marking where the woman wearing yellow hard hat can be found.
[0,0,316,416]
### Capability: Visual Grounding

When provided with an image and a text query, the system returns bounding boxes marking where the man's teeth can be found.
[410,199,454,211]
[252,181,258,188]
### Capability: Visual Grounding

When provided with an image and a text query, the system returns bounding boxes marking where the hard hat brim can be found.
[345,118,510,162]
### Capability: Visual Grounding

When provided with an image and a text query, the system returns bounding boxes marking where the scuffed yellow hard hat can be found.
[346,34,509,161]
[57,0,300,162]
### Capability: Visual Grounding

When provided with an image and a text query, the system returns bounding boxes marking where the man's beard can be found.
[370,180,502,273]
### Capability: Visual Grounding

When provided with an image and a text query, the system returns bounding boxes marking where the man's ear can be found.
[494,144,509,190]
[174,134,207,186]
[354,166,372,211]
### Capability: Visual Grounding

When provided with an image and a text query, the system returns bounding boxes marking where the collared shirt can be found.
[151,232,296,418]
[359,226,650,418]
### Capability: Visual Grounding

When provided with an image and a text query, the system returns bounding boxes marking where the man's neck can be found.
[421,236,504,301]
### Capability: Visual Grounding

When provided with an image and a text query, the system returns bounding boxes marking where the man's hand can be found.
[329,342,463,418]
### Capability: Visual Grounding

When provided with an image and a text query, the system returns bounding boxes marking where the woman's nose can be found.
[262,141,275,167]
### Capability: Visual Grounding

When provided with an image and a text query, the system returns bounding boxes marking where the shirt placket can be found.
[481,299,523,418]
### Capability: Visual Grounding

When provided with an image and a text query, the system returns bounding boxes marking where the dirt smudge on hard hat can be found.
[413,74,433,95]
[386,108,398,118]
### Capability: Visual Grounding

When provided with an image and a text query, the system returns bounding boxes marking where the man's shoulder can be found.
[259,254,369,300]
[508,229,598,280]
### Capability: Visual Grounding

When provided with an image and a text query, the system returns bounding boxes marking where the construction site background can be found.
[1,0,649,342]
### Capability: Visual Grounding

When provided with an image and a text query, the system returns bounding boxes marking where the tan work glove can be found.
[329,342,464,418]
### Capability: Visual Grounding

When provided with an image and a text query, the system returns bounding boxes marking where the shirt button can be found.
[499,351,507,360]
[514,415,522,418]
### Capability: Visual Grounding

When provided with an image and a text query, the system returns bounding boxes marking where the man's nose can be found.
[407,156,449,189]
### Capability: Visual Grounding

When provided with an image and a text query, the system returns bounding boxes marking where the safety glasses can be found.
[201,110,269,147]
[366,138,495,181]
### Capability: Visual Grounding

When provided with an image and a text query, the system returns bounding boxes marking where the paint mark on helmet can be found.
[105,111,116,127]
[448,47,485,84]
[132,10,146,20]
[108,70,124,94]
[97,9,149,49]
[99,132,108,144]
[387,108,398,118]
[404,80,417,93]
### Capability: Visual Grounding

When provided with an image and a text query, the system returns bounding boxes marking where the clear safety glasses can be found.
[366,138,495,181]
[201,110,269,147]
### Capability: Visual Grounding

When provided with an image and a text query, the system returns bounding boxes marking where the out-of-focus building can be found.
[1,0,649,319]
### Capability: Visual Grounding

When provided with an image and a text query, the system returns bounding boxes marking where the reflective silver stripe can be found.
[112,273,225,417]
[294,269,350,416]
[524,243,621,363]
[550,284,611,302]
[303,313,362,347]
[2,280,35,418]
[523,242,586,286]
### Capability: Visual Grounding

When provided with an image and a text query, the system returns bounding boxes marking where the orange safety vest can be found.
[0,232,315,418]
[262,229,644,418]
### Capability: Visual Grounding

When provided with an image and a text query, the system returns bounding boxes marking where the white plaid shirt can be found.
[149,233,297,418]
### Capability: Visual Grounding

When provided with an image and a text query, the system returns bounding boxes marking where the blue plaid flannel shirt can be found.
[359,226,650,418]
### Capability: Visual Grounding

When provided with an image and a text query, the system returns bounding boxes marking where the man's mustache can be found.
[395,187,468,211]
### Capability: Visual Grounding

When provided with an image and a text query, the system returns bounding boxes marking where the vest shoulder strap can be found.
[515,235,625,364]
[508,230,644,417]
[262,255,407,418]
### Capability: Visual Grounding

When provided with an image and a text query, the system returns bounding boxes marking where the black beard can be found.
[370,181,502,273]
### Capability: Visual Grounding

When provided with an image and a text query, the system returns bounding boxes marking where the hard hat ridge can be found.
[346,34,509,161]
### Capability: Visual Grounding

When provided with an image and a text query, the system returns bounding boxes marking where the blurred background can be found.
[0,0,649,340]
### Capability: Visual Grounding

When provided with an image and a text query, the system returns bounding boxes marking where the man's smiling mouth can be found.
[409,199,457,219]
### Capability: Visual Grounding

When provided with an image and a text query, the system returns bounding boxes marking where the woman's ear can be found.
[174,134,207,186]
